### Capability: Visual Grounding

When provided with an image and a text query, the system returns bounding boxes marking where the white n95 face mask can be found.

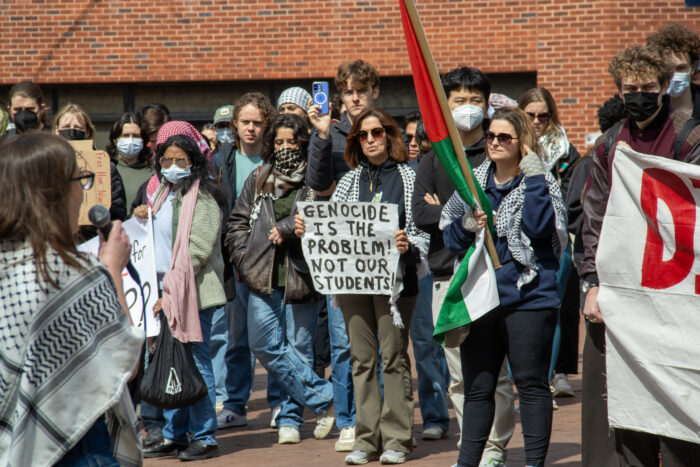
[452,104,485,131]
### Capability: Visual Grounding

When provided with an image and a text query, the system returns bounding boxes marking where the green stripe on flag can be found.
[433,241,477,345]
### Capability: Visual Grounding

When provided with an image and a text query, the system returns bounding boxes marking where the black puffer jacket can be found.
[225,164,320,303]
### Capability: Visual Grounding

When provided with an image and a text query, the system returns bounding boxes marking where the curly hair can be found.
[608,46,673,90]
[335,60,380,92]
[647,23,700,67]
[231,92,276,148]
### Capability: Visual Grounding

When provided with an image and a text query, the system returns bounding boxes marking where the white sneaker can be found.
[313,405,335,440]
[379,449,408,464]
[335,426,355,452]
[216,408,247,429]
[479,458,506,467]
[270,405,282,428]
[421,425,446,440]
[278,426,300,444]
[552,373,575,397]
[345,450,376,465]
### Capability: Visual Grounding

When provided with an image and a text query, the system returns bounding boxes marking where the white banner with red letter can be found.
[597,146,700,443]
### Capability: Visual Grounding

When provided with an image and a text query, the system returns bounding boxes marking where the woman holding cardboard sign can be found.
[441,107,568,467]
[225,113,335,445]
[295,108,428,465]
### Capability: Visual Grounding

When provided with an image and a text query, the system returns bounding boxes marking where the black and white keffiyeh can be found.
[0,241,143,467]
[440,159,568,289]
[332,162,429,327]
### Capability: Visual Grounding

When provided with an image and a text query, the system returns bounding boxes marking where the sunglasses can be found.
[69,170,95,190]
[160,157,190,169]
[355,127,386,142]
[485,131,519,145]
[526,112,551,123]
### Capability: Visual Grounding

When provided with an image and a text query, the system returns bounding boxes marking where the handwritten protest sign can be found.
[69,140,111,225]
[298,202,400,295]
[78,211,160,337]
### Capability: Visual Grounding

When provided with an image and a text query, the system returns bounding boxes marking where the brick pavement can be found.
[145,322,585,466]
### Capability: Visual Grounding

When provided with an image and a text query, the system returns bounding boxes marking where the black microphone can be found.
[88,205,141,284]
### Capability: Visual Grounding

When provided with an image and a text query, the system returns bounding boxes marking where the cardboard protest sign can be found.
[298,201,400,295]
[597,146,700,443]
[70,140,111,225]
[78,212,160,337]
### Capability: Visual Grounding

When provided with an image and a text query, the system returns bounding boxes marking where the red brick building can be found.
[2,0,699,149]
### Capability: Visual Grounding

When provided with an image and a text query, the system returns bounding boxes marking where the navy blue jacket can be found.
[443,166,560,310]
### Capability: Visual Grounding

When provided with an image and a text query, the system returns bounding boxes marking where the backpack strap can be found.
[673,118,700,161]
[604,120,624,158]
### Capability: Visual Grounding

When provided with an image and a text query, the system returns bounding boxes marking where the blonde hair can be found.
[53,103,96,139]
[608,46,673,90]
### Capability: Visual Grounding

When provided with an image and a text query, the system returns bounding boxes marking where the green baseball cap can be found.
[213,105,234,125]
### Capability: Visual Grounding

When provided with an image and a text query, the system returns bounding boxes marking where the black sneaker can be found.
[143,438,187,458]
[177,440,220,461]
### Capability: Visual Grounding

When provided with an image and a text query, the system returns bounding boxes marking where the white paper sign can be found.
[298,201,400,295]
[79,213,160,337]
[597,146,700,443]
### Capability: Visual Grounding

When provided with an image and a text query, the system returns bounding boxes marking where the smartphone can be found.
[312,81,330,115]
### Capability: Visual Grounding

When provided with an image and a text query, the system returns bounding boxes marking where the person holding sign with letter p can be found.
[295,108,428,465]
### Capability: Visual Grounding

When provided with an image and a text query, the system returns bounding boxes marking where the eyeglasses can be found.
[355,127,385,142]
[69,170,95,190]
[160,157,190,169]
[485,131,518,145]
[526,112,551,123]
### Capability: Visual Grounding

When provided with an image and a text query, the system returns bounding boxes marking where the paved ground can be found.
[146,323,584,466]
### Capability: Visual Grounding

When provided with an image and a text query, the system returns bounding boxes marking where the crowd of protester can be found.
[2,21,700,467]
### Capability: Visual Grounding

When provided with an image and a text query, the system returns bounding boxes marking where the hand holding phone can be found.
[312,81,330,115]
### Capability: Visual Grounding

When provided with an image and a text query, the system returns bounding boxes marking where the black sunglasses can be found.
[69,170,95,190]
[526,112,551,123]
[485,131,518,145]
[355,127,385,141]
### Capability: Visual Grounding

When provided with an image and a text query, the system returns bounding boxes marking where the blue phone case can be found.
[313,81,330,115]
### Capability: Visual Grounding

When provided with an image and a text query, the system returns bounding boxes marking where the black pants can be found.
[458,307,557,467]
[555,269,580,375]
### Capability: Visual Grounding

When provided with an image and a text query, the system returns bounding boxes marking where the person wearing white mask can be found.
[647,23,700,118]
[107,112,154,214]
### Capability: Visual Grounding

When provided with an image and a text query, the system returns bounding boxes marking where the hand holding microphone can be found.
[89,205,136,281]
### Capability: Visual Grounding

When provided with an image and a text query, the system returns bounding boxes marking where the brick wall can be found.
[2,0,699,148]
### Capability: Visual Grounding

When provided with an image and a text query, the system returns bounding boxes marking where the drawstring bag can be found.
[139,312,208,409]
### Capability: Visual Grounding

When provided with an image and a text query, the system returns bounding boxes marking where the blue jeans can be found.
[248,288,334,426]
[163,307,218,446]
[210,305,228,403]
[409,274,450,431]
[327,295,356,429]
[223,276,283,414]
[55,418,118,467]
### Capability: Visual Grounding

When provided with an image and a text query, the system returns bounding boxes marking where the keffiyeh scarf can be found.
[539,125,570,170]
[332,162,429,327]
[0,241,143,467]
[265,147,307,198]
[440,160,568,289]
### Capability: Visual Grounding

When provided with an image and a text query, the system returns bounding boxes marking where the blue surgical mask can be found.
[667,72,690,98]
[116,137,144,159]
[216,127,233,144]
[161,165,192,184]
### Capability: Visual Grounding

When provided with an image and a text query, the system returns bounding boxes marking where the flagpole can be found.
[402,0,501,268]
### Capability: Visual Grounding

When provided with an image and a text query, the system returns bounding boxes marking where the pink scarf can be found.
[152,179,202,342]
[146,121,213,206]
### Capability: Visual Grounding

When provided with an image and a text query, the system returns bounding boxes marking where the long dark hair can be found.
[0,132,85,287]
[155,134,225,207]
[261,113,310,163]
[106,112,152,165]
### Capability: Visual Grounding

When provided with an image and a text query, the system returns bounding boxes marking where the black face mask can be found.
[58,129,87,141]
[13,109,40,133]
[623,92,660,122]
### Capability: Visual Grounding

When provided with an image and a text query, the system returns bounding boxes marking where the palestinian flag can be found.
[399,0,500,344]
